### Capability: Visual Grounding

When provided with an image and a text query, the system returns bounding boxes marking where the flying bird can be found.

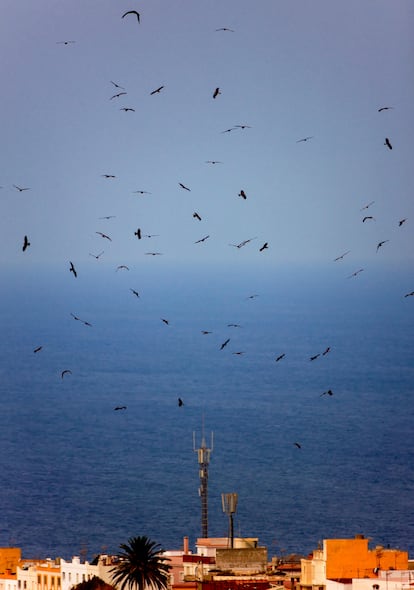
[296,136,314,143]
[130,289,140,297]
[259,242,268,252]
[238,190,247,199]
[22,235,30,252]
[121,10,140,22]
[376,240,389,252]
[378,106,393,112]
[70,313,92,327]
[220,338,230,350]
[114,405,127,411]
[322,346,331,356]
[96,232,112,241]
[13,185,30,192]
[275,353,285,362]
[398,218,407,227]
[309,353,320,361]
[232,351,245,355]
[230,237,257,248]
[333,250,350,261]
[116,265,129,271]
[234,124,252,129]
[61,370,72,379]
[404,291,414,298]
[110,81,125,89]
[206,160,222,164]
[213,87,221,99]
[215,27,234,32]
[193,212,202,221]
[134,228,142,239]
[294,442,302,449]
[101,174,116,178]
[133,190,152,195]
[110,92,127,100]
[69,261,77,277]
[347,268,364,278]
[150,86,164,95]
[33,346,43,353]
[89,251,104,259]
[99,215,116,219]
[56,40,75,45]
[201,330,212,334]
[228,323,241,328]
[320,389,334,397]
[120,107,135,112]
[179,182,191,191]
[384,137,392,150]
[161,318,169,325]
[178,398,184,407]
[145,252,163,255]
[362,216,375,222]
[195,235,210,243]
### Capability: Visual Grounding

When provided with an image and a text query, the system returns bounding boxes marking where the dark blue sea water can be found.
[0,262,413,561]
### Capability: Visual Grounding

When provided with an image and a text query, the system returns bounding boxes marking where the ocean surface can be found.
[0,262,413,561]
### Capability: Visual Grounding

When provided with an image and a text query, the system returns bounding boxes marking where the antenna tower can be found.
[193,420,213,538]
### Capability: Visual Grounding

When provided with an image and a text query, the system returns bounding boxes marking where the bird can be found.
[161,318,169,325]
[229,237,257,248]
[213,87,221,99]
[120,107,135,112]
[133,190,152,195]
[70,313,92,327]
[322,346,331,356]
[130,289,140,298]
[178,398,184,407]
[378,106,393,112]
[259,242,268,252]
[275,353,285,362]
[238,190,247,199]
[398,218,407,227]
[110,92,127,100]
[33,346,43,353]
[101,174,116,178]
[246,294,259,299]
[69,261,77,277]
[404,291,414,298]
[234,124,252,129]
[179,182,191,191]
[22,235,30,252]
[384,137,393,150]
[150,86,164,95]
[376,240,389,252]
[220,338,230,350]
[96,232,112,241]
[121,10,140,22]
[89,251,104,259]
[193,212,202,221]
[362,216,375,222]
[195,235,210,243]
[145,252,163,255]
[232,351,245,355]
[347,268,364,278]
[333,250,350,261]
[294,442,302,449]
[320,389,334,397]
[134,228,142,239]
[99,215,116,219]
[201,330,212,334]
[116,265,129,271]
[61,370,72,379]
[114,405,127,411]
[215,27,234,32]
[309,353,320,361]
[110,81,125,90]
[227,323,241,328]
[360,200,375,210]
[221,127,236,134]
[296,136,313,143]
[13,185,30,192]
[206,160,222,164]
[56,40,75,45]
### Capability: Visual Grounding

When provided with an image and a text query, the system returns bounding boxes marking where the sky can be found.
[1,0,413,273]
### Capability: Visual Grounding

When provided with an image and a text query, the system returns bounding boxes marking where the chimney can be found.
[183,537,189,554]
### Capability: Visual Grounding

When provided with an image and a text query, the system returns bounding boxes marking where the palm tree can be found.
[110,536,171,590]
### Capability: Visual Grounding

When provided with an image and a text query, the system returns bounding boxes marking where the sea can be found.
[0,261,413,561]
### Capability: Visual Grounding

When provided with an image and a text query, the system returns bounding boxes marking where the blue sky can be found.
[1,0,413,270]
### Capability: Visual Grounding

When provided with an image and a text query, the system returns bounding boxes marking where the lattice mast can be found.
[193,425,214,538]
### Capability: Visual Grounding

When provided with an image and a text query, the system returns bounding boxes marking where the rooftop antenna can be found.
[221,493,238,548]
[193,416,213,538]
